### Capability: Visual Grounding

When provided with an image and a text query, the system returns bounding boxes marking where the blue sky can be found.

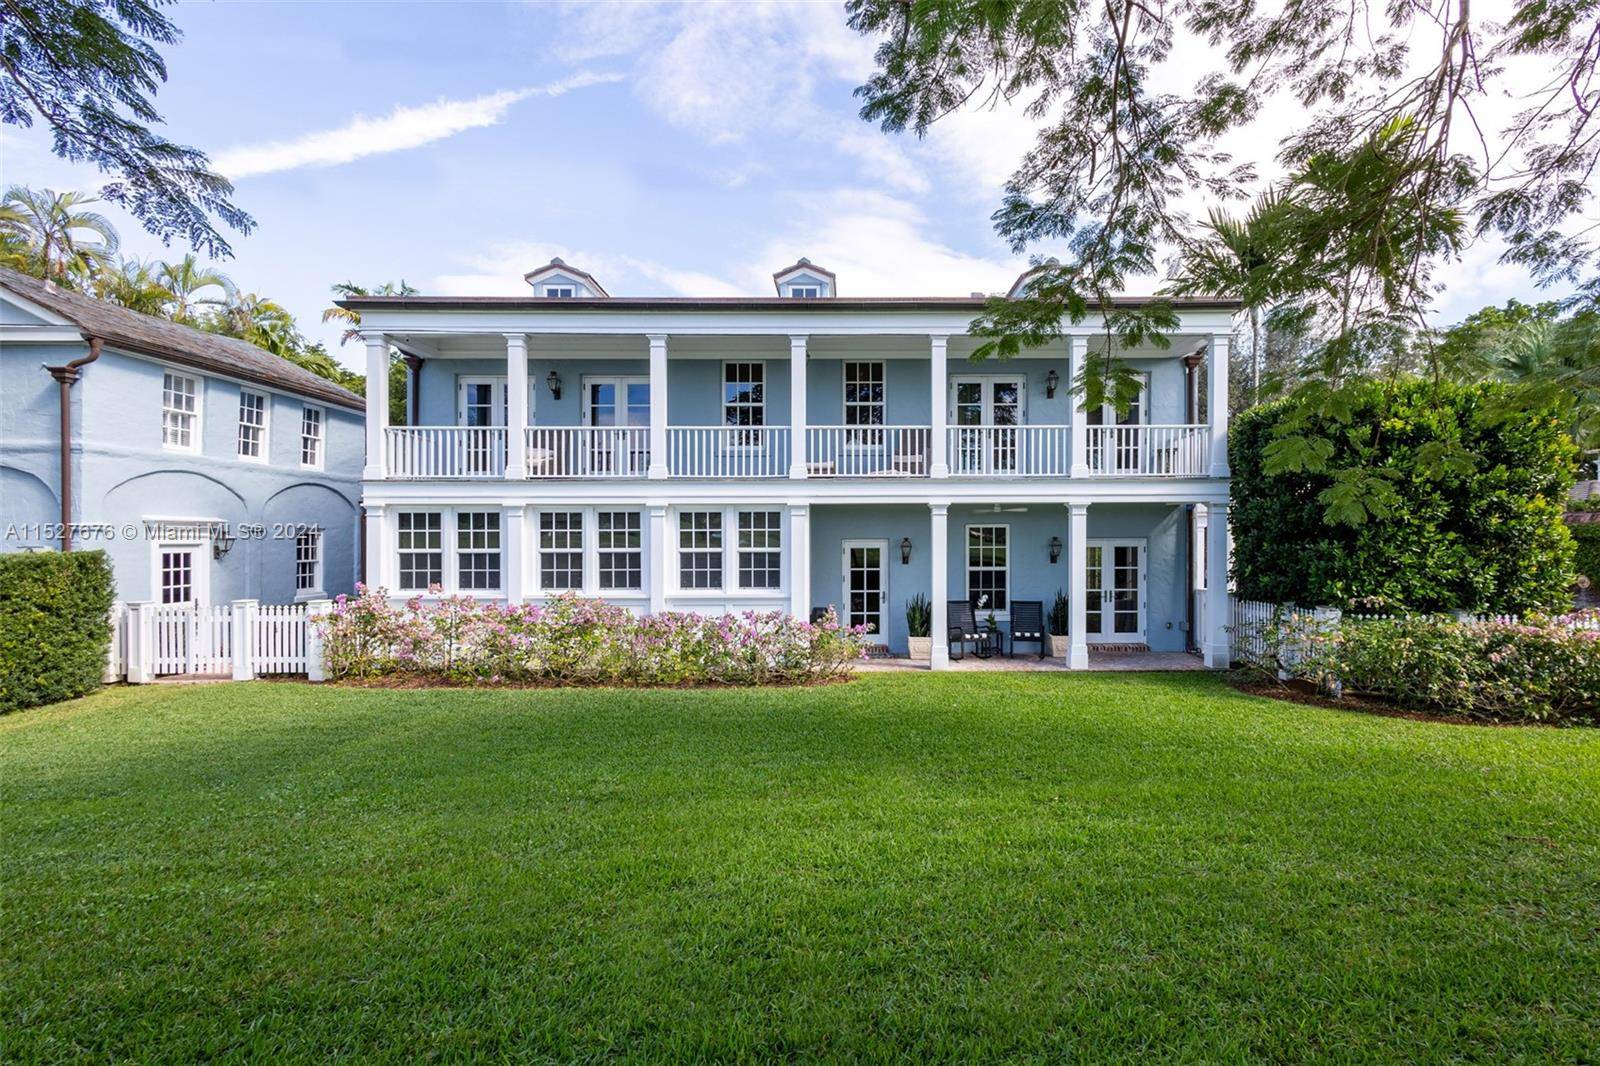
[3,1,1564,365]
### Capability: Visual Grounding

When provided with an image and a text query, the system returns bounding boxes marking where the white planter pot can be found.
[1048,634,1071,659]
[907,636,932,662]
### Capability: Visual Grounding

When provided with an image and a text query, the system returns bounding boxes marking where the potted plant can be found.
[1048,589,1070,658]
[906,593,932,661]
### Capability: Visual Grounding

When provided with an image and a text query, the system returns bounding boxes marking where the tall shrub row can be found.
[321,587,868,685]
[0,551,115,713]
[1230,379,1577,614]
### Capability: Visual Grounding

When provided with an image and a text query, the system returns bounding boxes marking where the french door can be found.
[1084,539,1146,643]
[457,376,507,474]
[1085,374,1148,473]
[583,376,650,476]
[842,539,888,644]
[950,376,1025,474]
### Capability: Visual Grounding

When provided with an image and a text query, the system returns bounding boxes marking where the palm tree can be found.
[0,186,120,284]
[323,279,418,344]
[215,291,299,354]
[92,256,172,316]
[157,254,234,322]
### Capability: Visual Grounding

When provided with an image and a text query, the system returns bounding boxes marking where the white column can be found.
[363,332,389,480]
[789,334,808,479]
[1069,336,1089,478]
[788,503,811,619]
[648,334,669,479]
[230,598,256,680]
[647,503,668,614]
[929,503,949,668]
[1203,501,1231,668]
[1192,503,1209,592]
[1208,333,1231,478]
[364,503,387,593]
[929,335,949,478]
[505,333,528,480]
[503,505,526,605]
[1067,502,1089,669]
[304,598,332,682]
[125,601,154,684]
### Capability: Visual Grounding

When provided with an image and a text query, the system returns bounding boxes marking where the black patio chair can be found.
[1007,600,1047,659]
[948,600,985,660]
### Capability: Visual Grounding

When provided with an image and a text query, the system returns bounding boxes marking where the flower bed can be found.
[320,587,868,686]
[1258,610,1600,725]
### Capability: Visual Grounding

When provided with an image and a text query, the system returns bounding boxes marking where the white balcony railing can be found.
[526,427,650,478]
[806,426,931,477]
[947,426,1071,477]
[386,427,507,478]
[668,427,789,478]
[1086,424,1209,476]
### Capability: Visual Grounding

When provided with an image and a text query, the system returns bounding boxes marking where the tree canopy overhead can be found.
[0,0,251,258]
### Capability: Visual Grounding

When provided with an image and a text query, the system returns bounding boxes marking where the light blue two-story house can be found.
[342,257,1239,668]
[0,266,365,606]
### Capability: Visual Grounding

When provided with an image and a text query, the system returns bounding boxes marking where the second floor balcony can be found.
[382,422,1213,480]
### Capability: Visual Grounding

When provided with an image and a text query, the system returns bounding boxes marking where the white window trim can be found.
[543,284,577,298]
[841,538,890,640]
[236,388,270,463]
[456,376,508,427]
[293,528,325,601]
[948,374,1029,424]
[455,510,505,594]
[299,404,326,470]
[721,361,767,452]
[394,509,447,594]
[964,523,1011,620]
[841,360,886,448]
[161,370,202,453]
[527,506,649,600]
[788,285,821,298]
[670,506,785,598]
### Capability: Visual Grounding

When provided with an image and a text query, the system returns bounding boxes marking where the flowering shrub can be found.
[1265,611,1600,724]
[320,586,868,686]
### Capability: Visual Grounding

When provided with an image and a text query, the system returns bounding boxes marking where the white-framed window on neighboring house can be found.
[789,285,821,298]
[597,511,643,591]
[456,511,502,591]
[538,511,584,591]
[162,371,199,450]
[722,362,764,445]
[966,524,1009,613]
[236,390,268,460]
[737,510,782,589]
[300,405,324,468]
[544,284,576,298]
[396,511,443,591]
[294,529,323,595]
[678,510,723,590]
[843,361,885,443]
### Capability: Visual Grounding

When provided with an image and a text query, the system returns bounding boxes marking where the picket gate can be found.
[109,599,328,682]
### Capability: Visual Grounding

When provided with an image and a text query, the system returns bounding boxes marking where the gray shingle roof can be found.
[0,266,364,411]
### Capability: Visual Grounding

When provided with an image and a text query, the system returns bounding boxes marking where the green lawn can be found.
[5,675,1598,1061]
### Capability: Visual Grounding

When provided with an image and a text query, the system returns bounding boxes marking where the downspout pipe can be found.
[43,336,103,552]
[403,354,423,426]
[1181,344,1205,652]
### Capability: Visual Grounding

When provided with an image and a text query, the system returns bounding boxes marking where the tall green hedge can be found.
[1572,522,1600,586]
[0,551,116,713]
[1230,380,1577,613]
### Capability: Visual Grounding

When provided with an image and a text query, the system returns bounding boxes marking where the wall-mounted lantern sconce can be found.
[212,527,236,561]
[1048,536,1062,564]
[900,537,913,565]
[1045,368,1060,399]
[546,370,563,400]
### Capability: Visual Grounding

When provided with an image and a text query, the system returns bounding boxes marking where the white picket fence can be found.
[108,599,329,683]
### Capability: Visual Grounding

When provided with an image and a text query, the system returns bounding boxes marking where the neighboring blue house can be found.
[0,266,365,606]
[343,257,1240,669]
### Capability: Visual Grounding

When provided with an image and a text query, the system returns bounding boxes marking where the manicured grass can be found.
[5,675,1599,1061]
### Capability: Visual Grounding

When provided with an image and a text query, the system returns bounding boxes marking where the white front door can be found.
[950,376,1026,474]
[842,539,888,645]
[1084,539,1146,643]
[582,376,650,475]
[457,376,507,474]
[1085,373,1148,473]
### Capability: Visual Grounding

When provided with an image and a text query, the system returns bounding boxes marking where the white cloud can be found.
[213,73,622,178]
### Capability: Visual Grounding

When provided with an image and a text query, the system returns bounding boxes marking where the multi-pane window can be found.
[789,285,820,298]
[397,511,443,591]
[967,525,1009,611]
[597,511,642,591]
[162,372,198,449]
[456,512,501,591]
[678,511,723,589]
[844,361,885,442]
[539,511,584,591]
[294,530,322,593]
[737,511,782,589]
[544,285,575,298]
[160,548,195,603]
[237,390,267,459]
[722,362,764,442]
[300,406,324,467]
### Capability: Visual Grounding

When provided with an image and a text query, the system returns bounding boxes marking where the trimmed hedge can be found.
[1230,380,1577,613]
[0,551,116,713]
[1572,522,1600,585]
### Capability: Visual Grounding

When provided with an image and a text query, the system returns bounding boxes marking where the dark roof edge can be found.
[338,295,1242,313]
[101,333,366,411]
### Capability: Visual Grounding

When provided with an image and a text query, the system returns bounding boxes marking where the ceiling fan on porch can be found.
[983,504,1029,513]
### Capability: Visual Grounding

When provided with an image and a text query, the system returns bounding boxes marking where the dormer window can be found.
[523,257,609,298]
[544,285,576,298]
[789,286,820,299]
[772,257,836,298]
